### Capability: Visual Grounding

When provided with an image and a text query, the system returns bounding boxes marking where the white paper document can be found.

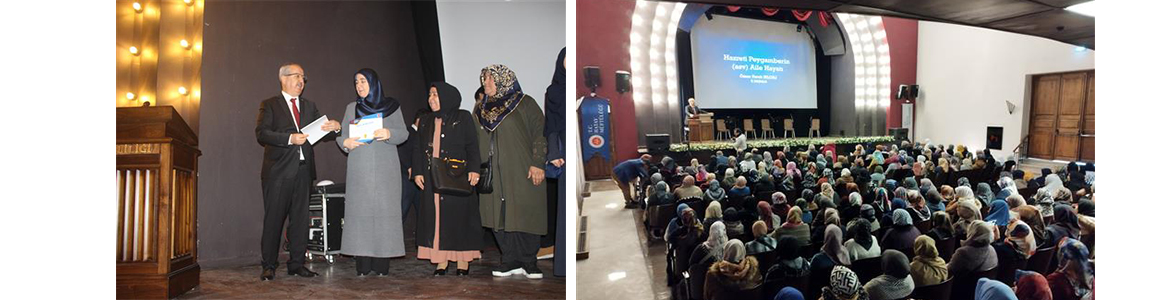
[349,113,383,143]
[300,115,330,145]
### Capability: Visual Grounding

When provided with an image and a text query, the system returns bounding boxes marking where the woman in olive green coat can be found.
[474,64,548,279]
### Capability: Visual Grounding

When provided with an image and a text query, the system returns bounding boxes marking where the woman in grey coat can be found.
[337,69,409,275]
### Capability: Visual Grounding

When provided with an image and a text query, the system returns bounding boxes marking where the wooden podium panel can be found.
[116,106,201,299]
[688,114,715,142]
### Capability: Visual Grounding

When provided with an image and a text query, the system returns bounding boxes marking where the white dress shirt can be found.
[282,91,305,160]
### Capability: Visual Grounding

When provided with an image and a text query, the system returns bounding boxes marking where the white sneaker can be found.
[491,267,524,277]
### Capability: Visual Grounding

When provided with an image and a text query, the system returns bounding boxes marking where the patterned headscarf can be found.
[1058,238,1093,298]
[705,221,728,260]
[823,265,869,300]
[475,64,524,131]
[1006,220,1037,259]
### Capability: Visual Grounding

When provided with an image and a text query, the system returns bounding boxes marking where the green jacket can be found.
[476,95,548,235]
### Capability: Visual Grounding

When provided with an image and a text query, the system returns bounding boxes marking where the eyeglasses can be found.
[284,73,308,83]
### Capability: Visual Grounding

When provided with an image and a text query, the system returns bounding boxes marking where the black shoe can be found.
[492,261,523,277]
[456,268,470,276]
[433,267,448,276]
[260,268,275,281]
[522,264,543,279]
[288,267,319,277]
[357,271,371,277]
[624,201,639,209]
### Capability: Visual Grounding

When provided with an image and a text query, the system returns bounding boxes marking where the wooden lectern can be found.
[688,113,715,142]
[116,106,201,299]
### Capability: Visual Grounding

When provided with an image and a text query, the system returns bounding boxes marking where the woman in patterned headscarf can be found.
[475,64,550,279]
[1047,238,1093,300]
[822,265,870,300]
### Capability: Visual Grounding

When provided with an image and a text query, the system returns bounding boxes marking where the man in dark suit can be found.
[255,63,340,281]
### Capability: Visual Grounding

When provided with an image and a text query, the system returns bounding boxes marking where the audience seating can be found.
[1026,246,1057,274]
[950,268,998,300]
[915,220,933,234]
[996,255,1024,287]
[752,250,778,273]
[1017,186,1038,201]
[937,237,957,262]
[645,202,678,242]
[909,277,953,300]
[684,263,709,300]
[851,256,883,284]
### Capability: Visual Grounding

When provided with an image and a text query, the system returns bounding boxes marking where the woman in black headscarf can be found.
[412,82,483,276]
[543,48,567,277]
[337,68,409,276]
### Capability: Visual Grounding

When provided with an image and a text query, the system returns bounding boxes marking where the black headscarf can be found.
[544,48,566,139]
[1077,198,1095,217]
[354,68,400,118]
[777,235,801,260]
[430,82,462,120]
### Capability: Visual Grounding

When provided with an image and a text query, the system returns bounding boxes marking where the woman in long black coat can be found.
[412,82,483,276]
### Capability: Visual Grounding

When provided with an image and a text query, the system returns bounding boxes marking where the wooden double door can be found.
[1028,70,1094,162]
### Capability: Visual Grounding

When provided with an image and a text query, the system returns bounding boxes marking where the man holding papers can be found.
[254,63,340,281]
[336,68,409,276]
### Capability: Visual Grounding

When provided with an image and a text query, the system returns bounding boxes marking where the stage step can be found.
[576,215,589,260]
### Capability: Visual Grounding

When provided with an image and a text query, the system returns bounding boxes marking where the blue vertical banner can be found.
[580,96,611,162]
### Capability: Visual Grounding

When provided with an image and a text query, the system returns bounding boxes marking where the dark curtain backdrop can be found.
[198,0,436,267]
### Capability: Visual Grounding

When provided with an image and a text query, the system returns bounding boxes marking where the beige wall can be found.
[116,0,203,133]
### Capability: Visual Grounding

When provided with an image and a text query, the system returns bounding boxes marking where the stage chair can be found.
[743,119,756,139]
[716,119,731,140]
[760,118,776,139]
[809,118,822,137]
[783,118,796,138]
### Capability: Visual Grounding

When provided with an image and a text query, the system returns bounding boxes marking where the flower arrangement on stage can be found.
[669,136,895,152]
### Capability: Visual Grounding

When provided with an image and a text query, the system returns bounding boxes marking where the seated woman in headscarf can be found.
[753,173,778,202]
[925,211,956,245]
[1017,206,1050,249]
[796,197,814,224]
[974,278,1016,300]
[837,191,862,224]
[1006,194,1026,219]
[673,175,703,201]
[766,236,810,281]
[773,286,805,300]
[812,206,840,246]
[691,221,727,267]
[844,218,882,261]
[940,185,957,203]
[810,225,852,296]
[863,250,915,300]
[975,182,995,208]
[647,181,673,206]
[703,240,763,300]
[910,235,948,286]
[821,266,871,300]
[772,206,811,247]
[645,172,664,202]
[746,221,778,256]
[1045,204,1081,247]
[702,201,723,237]
[723,207,747,240]
[758,200,782,231]
[666,205,704,286]
[705,178,727,204]
[1015,270,1053,300]
[925,188,947,215]
[947,221,998,278]
[1046,238,1093,300]
[993,219,1035,279]
[904,190,932,224]
[660,156,679,182]
[728,176,752,199]
[984,199,1012,234]
[721,168,738,190]
[952,198,982,241]
[879,209,921,258]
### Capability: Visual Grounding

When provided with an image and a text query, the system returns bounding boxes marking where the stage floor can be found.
[669,135,894,152]
[179,208,565,299]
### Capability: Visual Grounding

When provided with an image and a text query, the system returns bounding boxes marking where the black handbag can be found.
[431,157,473,196]
[476,131,496,194]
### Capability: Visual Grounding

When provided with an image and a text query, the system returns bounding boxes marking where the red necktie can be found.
[290,98,301,127]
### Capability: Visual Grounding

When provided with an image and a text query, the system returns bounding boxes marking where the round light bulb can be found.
[126,92,136,100]
[178,86,189,95]
[180,39,190,49]
[184,0,192,5]
[132,2,142,13]
[129,46,139,55]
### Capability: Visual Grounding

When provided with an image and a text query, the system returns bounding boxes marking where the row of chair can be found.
[716,118,822,140]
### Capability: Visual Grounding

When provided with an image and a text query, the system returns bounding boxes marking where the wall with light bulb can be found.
[116,0,204,132]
